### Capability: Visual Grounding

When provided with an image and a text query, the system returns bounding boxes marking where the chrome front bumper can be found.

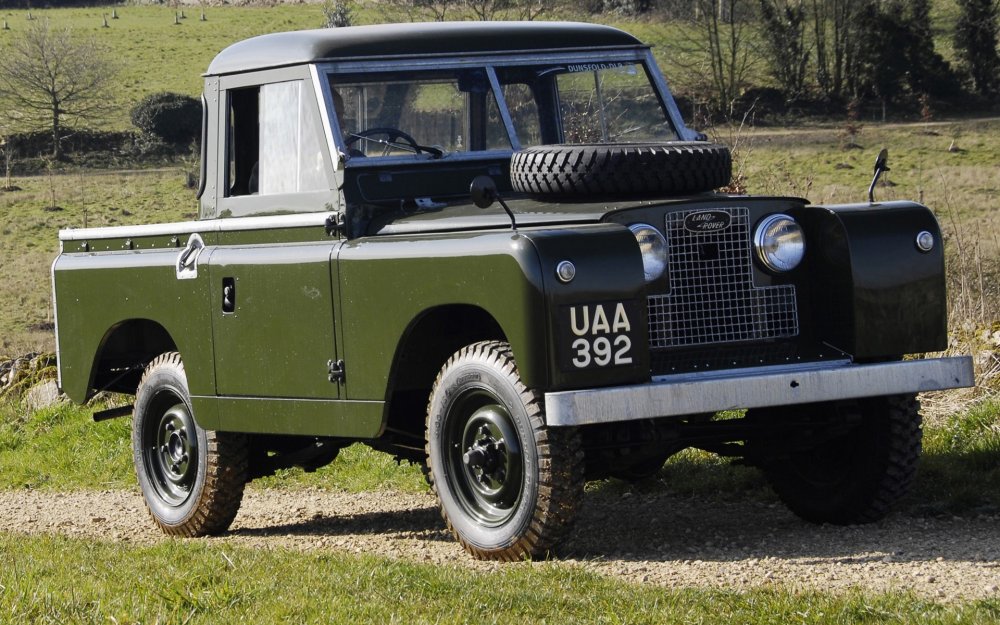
[544,356,975,427]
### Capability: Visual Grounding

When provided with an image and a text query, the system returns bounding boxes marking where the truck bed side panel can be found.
[53,250,215,403]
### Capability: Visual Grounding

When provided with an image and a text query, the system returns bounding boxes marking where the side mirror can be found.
[469,175,517,230]
[470,175,498,209]
[868,148,890,204]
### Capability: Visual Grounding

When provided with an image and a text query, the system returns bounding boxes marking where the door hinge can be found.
[325,212,346,237]
[327,359,346,384]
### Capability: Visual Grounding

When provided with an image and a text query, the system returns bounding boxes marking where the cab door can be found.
[209,70,343,400]
[209,241,341,399]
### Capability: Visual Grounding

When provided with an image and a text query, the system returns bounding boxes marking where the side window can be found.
[227,80,330,197]
[228,87,258,197]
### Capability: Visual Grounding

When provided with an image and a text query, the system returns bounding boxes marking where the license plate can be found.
[558,301,641,371]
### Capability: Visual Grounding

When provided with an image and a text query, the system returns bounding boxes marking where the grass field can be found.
[0,4,327,112]
[6,533,1000,625]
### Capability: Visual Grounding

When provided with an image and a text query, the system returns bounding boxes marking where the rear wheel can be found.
[426,341,584,560]
[751,394,921,524]
[132,352,248,536]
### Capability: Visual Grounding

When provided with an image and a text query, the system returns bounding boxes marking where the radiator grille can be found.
[648,207,799,349]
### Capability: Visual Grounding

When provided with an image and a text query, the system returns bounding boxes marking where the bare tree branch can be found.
[0,22,119,159]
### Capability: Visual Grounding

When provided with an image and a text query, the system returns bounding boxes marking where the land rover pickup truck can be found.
[52,21,974,560]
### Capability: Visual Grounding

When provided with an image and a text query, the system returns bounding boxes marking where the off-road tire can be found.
[510,142,732,197]
[752,394,921,525]
[132,352,248,536]
[425,341,584,561]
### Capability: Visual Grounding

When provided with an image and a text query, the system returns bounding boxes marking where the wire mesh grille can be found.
[648,207,799,349]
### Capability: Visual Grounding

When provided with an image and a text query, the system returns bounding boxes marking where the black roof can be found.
[206,21,644,75]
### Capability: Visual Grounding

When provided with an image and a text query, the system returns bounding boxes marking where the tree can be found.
[388,0,459,22]
[672,0,760,115]
[845,0,959,108]
[322,0,354,27]
[808,0,875,100]
[955,0,1000,96]
[902,0,960,99]
[0,124,13,192]
[464,0,512,20]
[759,0,810,99]
[0,22,118,160]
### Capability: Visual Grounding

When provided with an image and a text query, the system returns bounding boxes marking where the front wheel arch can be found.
[425,341,583,560]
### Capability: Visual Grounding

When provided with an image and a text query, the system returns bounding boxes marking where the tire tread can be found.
[425,341,584,561]
[135,352,248,537]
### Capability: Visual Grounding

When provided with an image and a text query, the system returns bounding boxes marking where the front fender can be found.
[526,224,649,390]
[338,230,548,400]
[791,201,947,358]
[337,223,649,402]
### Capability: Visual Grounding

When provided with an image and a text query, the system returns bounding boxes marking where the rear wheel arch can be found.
[89,319,178,398]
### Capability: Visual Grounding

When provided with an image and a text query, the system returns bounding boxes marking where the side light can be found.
[555,260,576,283]
[915,231,935,253]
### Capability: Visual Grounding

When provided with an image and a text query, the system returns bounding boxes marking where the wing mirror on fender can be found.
[470,175,517,231]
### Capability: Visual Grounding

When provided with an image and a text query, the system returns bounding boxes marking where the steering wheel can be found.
[346,127,443,158]
[347,127,420,155]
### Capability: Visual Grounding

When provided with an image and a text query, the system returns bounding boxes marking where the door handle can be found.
[222,277,236,313]
[175,233,205,280]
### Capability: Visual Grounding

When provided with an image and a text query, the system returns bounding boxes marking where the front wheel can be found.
[751,394,921,525]
[426,341,584,560]
[132,352,248,536]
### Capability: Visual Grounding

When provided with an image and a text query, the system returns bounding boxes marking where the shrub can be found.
[130,92,201,146]
[322,0,353,27]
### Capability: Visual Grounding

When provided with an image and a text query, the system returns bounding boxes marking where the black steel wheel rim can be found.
[143,398,198,506]
[445,389,524,527]
[789,433,858,489]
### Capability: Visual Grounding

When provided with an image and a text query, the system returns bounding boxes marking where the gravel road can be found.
[3,486,999,601]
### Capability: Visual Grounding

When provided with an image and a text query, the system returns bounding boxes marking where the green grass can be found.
[3,392,1000,517]
[2,532,1000,624]
[916,397,1000,515]
[0,169,195,353]
[0,399,133,490]
[0,397,427,493]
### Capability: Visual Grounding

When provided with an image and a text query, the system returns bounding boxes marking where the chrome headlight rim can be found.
[754,213,805,273]
[628,222,668,283]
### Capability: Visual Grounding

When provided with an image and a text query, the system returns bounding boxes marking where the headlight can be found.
[754,214,805,272]
[629,223,668,283]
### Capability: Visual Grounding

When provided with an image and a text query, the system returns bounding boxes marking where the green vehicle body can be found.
[52,21,974,558]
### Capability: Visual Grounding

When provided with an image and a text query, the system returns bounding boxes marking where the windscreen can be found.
[329,69,510,158]
[326,60,677,159]
[496,62,678,145]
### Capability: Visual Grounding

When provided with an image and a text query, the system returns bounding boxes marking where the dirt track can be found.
[3,486,999,601]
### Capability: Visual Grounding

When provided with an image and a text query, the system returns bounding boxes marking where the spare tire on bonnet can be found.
[510,142,732,197]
